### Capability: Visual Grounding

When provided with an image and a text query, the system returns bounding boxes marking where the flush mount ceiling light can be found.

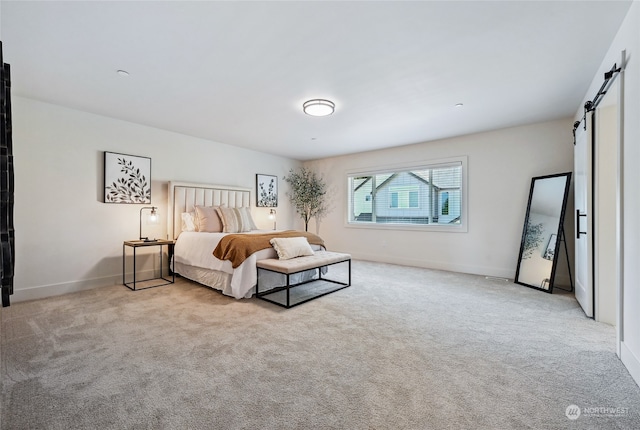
[117,69,130,77]
[303,99,335,117]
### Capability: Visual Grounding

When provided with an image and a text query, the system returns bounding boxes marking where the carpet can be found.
[1,260,639,429]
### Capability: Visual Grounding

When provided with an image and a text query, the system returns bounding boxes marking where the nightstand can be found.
[122,239,175,291]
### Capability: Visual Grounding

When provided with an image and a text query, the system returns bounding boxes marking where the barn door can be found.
[574,115,593,317]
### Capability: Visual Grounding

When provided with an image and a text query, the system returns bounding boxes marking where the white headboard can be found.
[168,181,251,240]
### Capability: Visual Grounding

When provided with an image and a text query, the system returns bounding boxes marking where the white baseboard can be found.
[11,269,157,303]
[345,252,579,291]
[621,341,640,388]
[347,251,515,280]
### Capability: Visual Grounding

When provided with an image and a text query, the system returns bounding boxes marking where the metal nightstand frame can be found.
[122,240,175,291]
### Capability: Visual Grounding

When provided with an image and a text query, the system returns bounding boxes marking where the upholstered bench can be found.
[256,251,351,308]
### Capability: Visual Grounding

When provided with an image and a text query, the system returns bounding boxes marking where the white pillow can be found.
[238,207,257,231]
[181,212,196,232]
[270,237,314,260]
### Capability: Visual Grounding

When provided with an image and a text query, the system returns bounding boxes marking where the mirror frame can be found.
[514,172,572,293]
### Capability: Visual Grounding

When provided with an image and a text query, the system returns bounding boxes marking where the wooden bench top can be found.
[257,251,351,274]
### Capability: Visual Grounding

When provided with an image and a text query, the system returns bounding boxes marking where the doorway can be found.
[573,67,621,330]
[593,80,619,326]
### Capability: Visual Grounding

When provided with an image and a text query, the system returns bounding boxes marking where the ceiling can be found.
[0,1,632,161]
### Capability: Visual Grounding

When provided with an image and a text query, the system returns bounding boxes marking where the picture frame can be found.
[256,174,278,207]
[104,151,151,204]
[543,233,557,261]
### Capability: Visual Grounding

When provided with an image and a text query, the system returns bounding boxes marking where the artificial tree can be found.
[283,167,328,232]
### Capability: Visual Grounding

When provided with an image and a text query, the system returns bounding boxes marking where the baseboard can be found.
[11,269,157,303]
[621,341,640,388]
[347,251,515,280]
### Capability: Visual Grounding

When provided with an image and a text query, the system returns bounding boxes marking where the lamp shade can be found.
[140,206,158,242]
[303,99,335,117]
[269,209,276,230]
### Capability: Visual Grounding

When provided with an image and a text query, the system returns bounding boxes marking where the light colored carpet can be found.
[1,260,639,429]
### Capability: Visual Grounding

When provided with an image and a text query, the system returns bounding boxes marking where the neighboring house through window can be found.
[347,157,467,231]
[389,186,419,209]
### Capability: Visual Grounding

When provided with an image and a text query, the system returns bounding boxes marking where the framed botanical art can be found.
[256,174,278,207]
[104,151,152,204]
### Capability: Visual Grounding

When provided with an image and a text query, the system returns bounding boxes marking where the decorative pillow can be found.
[270,237,314,260]
[238,207,258,230]
[181,212,196,232]
[215,206,251,233]
[194,206,223,232]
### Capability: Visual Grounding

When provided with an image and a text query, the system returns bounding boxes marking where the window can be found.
[440,192,449,215]
[389,186,419,209]
[347,158,465,230]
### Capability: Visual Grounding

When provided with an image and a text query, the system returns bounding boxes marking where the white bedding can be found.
[174,230,321,299]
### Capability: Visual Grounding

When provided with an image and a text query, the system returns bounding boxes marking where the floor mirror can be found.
[514,172,572,293]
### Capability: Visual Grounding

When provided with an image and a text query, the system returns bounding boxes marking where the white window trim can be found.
[345,156,468,233]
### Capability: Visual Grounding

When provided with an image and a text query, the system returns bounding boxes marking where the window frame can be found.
[345,156,468,233]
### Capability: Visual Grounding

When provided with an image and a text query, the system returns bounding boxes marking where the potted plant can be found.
[283,167,329,232]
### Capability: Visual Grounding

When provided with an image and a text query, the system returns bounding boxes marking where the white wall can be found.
[576,1,640,386]
[304,118,574,281]
[12,97,301,301]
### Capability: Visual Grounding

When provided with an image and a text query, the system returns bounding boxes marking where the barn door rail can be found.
[573,62,622,144]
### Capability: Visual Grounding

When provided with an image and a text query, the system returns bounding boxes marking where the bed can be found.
[168,181,322,299]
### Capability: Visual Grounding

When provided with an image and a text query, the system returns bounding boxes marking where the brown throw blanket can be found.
[213,230,325,268]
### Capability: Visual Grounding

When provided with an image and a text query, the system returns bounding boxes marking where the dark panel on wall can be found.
[1,41,15,307]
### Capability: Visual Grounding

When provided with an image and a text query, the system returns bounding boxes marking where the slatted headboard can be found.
[167,181,251,240]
